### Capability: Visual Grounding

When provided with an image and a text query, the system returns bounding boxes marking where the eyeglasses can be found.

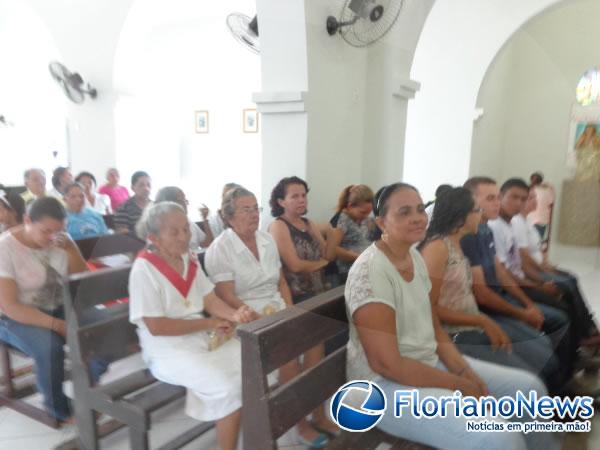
[237,206,263,215]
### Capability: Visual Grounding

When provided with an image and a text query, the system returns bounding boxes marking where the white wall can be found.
[472,0,600,184]
[113,0,262,216]
[471,0,600,260]
[405,0,566,200]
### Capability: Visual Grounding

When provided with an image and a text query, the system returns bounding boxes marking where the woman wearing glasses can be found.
[205,186,290,317]
[419,187,559,386]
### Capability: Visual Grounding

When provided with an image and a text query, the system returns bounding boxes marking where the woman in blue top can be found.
[64,183,109,240]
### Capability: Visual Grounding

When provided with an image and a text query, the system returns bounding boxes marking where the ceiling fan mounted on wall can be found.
[49,61,97,104]
[226,13,259,54]
[327,0,405,47]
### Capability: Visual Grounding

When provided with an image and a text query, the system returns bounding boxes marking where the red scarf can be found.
[138,250,198,299]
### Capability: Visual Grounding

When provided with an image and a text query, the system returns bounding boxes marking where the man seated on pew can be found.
[0,197,108,424]
[461,176,571,392]
[64,183,110,240]
[129,202,256,450]
[510,181,600,347]
[115,171,152,236]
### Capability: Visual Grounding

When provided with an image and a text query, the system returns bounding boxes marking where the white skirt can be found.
[142,334,242,421]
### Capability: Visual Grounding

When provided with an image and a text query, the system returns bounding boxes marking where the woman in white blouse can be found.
[75,171,112,215]
[205,187,336,448]
[129,202,256,450]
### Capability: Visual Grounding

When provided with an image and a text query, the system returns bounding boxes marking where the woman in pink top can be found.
[526,172,554,239]
[98,168,130,211]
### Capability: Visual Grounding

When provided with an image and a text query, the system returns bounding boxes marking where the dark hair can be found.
[51,167,70,189]
[335,184,374,214]
[75,171,97,186]
[422,187,474,246]
[269,176,309,217]
[155,186,183,204]
[0,186,26,224]
[435,184,452,198]
[463,176,496,194]
[27,197,66,222]
[372,182,419,240]
[424,183,453,210]
[530,172,544,185]
[131,171,150,187]
[500,178,529,194]
[63,182,84,196]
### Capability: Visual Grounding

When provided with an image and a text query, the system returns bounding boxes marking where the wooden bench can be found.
[58,265,213,449]
[75,234,145,261]
[237,286,432,450]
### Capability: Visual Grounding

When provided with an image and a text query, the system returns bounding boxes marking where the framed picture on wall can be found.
[243,108,259,133]
[195,111,209,134]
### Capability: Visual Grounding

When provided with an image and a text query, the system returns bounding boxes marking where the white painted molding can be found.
[252,91,307,113]
[473,108,485,122]
[393,78,421,100]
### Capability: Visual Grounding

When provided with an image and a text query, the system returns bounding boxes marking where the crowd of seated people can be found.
[0,166,598,450]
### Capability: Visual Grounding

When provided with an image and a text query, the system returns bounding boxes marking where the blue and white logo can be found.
[330,380,387,432]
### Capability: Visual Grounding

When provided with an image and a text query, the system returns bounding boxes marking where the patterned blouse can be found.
[276,217,324,302]
[335,211,375,274]
[436,237,481,334]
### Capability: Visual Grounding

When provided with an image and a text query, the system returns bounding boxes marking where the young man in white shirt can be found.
[512,186,599,346]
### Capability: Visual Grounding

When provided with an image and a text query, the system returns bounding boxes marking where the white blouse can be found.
[85,192,113,215]
[128,255,215,357]
[204,228,285,313]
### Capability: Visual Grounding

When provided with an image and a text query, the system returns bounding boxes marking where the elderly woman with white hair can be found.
[128,202,256,450]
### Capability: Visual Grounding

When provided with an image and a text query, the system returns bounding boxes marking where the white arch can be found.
[403,0,565,200]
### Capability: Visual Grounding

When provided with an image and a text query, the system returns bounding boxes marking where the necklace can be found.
[380,238,413,274]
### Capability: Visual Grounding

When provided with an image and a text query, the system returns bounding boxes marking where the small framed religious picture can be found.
[243,108,259,133]
[195,110,209,134]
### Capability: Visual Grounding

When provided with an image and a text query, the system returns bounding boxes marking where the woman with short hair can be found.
[98,168,130,211]
[155,186,213,249]
[75,171,112,215]
[63,183,109,240]
[129,202,255,450]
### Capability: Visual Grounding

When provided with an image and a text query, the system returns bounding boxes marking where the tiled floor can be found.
[1,244,599,450]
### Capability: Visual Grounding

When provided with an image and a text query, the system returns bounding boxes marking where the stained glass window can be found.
[576,67,600,106]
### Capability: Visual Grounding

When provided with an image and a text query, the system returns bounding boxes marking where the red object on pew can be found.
[86,260,129,306]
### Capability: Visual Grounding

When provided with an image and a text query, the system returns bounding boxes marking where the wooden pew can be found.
[0,235,144,429]
[75,234,144,261]
[58,265,214,450]
[237,287,432,450]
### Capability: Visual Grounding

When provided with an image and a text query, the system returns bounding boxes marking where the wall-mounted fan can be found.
[326,0,404,47]
[0,115,14,128]
[226,13,259,54]
[48,61,98,104]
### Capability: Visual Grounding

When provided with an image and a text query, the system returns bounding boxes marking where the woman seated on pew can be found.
[206,187,331,445]
[0,186,25,232]
[418,187,559,385]
[0,197,107,423]
[63,183,109,240]
[75,171,112,215]
[330,184,376,282]
[155,186,214,250]
[129,202,256,450]
[345,183,558,450]
[268,176,339,448]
